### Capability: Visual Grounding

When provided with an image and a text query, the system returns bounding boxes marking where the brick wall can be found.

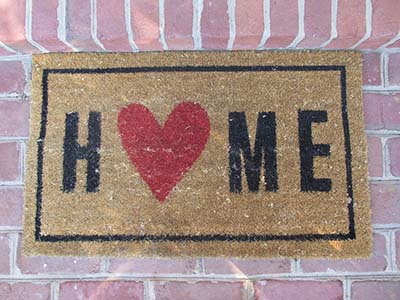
[0,0,399,299]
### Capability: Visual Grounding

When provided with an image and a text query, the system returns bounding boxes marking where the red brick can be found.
[363,52,382,86]
[59,281,143,300]
[0,188,23,226]
[301,232,387,272]
[326,0,366,49]
[0,0,37,52]
[0,283,50,300]
[298,0,331,48]
[363,93,384,130]
[233,0,264,50]
[0,100,30,136]
[0,234,10,274]
[255,280,343,300]
[382,93,400,129]
[201,0,229,50]
[97,0,131,51]
[0,61,25,94]
[352,281,400,300]
[370,183,400,224]
[263,0,298,48]
[154,281,243,300]
[358,0,400,49]
[388,138,400,177]
[0,0,25,45]
[17,235,101,274]
[108,258,196,274]
[367,136,383,177]
[204,258,291,275]
[131,0,162,51]
[396,231,400,269]
[67,0,103,51]
[0,142,21,182]
[31,0,71,51]
[165,0,194,50]
[388,53,400,86]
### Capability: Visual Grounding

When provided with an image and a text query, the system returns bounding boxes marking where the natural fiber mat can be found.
[24,51,371,258]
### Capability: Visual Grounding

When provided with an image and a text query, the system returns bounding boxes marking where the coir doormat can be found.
[24,51,371,258]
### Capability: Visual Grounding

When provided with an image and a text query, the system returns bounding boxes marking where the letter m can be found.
[228,112,278,193]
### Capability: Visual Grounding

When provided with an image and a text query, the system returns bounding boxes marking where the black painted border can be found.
[35,65,355,243]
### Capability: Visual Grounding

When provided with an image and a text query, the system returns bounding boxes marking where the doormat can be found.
[24,51,371,258]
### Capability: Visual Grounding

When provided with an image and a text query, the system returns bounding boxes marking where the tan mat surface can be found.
[24,51,371,258]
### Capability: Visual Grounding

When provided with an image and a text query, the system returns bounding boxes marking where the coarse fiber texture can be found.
[24,51,371,258]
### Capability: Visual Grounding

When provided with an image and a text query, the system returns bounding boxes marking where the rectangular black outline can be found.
[35,65,355,243]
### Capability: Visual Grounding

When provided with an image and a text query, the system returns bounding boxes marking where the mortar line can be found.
[366,129,400,136]
[193,0,203,50]
[0,40,19,54]
[369,176,394,182]
[0,184,23,190]
[292,259,303,274]
[380,32,400,49]
[383,51,390,87]
[369,178,400,183]
[390,230,398,271]
[242,280,255,300]
[57,0,79,51]
[194,258,205,274]
[201,258,206,274]
[0,181,24,187]
[296,259,302,273]
[158,0,168,50]
[351,0,372,49]
[25,0,49,52]
[380,51,386,88]
[51,281,60,300]
[100,257,110,273]
[287,0,305,48]
[374,224,400,230]
[90,0,106,50]
[0,227,23,233]
[22,58,31,98]
[0,137,29,141]
[19,141,25,183]
[377,135,386,178]
[344,278,351,300]
[257,0,270,49]
[192,0,199,49]
[381,136,389,178]
[144,280,155,300]
[124,0,139,52]
[382,48,400,55]
[320,0,338,48]
[9,233,19,276]
[0,94,26,100]
[226,0,236,50]
[381,230,393,271]
[0,54,31,62]
[382,137,392,178]
[363,86,400,92]
[369,177,400,184]
[0,273,400,282]
[6,234,13,276]
[290,259,296,273]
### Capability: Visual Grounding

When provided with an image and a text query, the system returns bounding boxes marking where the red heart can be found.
[118,102,210,203]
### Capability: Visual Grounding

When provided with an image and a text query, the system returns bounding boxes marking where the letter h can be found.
[62,112,101,193]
